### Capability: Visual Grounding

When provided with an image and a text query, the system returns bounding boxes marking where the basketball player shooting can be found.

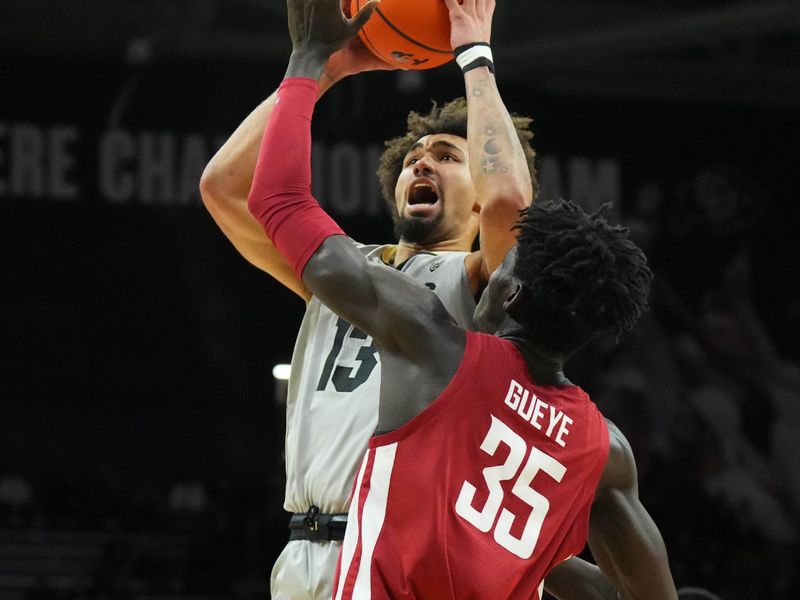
[201,0,545,597]
[245,0,679,598]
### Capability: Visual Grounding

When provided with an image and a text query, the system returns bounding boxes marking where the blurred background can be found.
[1,0,799,598]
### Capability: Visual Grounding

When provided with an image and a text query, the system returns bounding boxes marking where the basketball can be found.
[351,0,454,70]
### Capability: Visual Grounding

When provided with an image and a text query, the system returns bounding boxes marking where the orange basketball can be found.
[351,0,454,70]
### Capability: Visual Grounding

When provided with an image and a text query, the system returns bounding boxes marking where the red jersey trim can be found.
[341,449,377,598]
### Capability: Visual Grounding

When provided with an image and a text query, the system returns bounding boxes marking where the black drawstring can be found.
[303,504,320,531]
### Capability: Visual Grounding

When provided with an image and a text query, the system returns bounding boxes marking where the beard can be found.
[393,212,444,245]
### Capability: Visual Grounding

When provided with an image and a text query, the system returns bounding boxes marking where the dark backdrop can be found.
[2,52,799,599]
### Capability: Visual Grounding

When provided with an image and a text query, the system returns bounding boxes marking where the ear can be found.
[466,211,481,244]
[502,282,528,321]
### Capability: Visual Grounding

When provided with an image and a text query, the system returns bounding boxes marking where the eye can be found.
[405,157,419,167]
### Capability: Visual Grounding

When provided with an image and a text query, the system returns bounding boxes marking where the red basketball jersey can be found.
[333,331,609,600]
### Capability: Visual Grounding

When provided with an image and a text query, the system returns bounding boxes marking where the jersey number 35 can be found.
[455,415,566,559]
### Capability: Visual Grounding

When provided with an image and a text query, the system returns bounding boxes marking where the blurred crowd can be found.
[2,166,798,599]
[0,474,286,600]
[570,165,800,599]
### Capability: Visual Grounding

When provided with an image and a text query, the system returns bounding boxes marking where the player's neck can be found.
[393,238,472,266]
[503,334,571,387]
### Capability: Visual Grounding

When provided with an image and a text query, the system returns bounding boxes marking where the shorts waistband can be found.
[288,505,348,542]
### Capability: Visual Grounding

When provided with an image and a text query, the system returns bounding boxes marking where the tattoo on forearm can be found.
[483,160,508,174]
[481,158,496,173]
[468,79,515,176]
[471,77,490,97]
[484,138,502,154]
[481,130,506,174]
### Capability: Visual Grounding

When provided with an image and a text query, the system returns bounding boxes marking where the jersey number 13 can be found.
[316,317,378,393]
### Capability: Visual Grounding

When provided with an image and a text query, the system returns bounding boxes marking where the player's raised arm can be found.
[247,0,461,356]
[588,421,678,600]
[199,2,395,302]
[445,0,534,287]
[200,92,313,299]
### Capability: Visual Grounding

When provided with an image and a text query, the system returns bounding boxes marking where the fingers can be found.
[445,0,494,25]
[478,0,495,21]
[349,0,380,31]
[476,0,495,41]
[472,0,495,22]
[446,0,494,47]
[484,0,496,23]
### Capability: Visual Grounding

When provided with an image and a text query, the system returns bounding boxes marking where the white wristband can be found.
[455,44,494,72]
[453,42,494,73]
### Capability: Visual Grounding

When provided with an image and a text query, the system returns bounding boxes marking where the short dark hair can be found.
[376,97,537,217]
[512,199,653,354]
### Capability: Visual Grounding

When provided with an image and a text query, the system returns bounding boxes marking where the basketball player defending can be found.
[246,1,679,597]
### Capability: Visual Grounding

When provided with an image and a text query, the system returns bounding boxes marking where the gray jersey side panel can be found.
[283,244,476,513]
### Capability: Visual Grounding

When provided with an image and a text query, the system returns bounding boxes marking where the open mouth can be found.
[407,180,440,210]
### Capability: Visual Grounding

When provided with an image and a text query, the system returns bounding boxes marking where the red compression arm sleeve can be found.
[247,77,345,278]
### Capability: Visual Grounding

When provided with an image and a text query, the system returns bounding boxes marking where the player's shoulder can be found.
[469,330,513,351]
[596,419,637,494]
[398,251,470,283]
[358,242,399,264]
[459,333,523,378]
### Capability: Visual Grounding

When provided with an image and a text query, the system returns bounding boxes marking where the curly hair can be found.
[376,98,537,217]
[512,199,653,354]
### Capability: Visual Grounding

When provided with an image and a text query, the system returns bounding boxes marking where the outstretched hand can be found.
[444,0,495,49]
[288,0,380,59]
[322,35,397,90]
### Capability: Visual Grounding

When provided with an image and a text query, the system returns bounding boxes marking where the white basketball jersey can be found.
[283,242,476,514]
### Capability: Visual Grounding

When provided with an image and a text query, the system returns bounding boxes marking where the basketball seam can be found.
[359,20,382,60]
[374,7,451,54]
[356,0,384,61]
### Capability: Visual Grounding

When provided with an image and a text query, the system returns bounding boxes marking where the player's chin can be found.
[403,200,442,220]
[401,210,438,224]
[394,213,444,244]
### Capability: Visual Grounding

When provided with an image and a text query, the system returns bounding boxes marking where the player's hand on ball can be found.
[287,0,380,58]
[324,36,397,86]
[325,0,395,80]
[444,0,495,49]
